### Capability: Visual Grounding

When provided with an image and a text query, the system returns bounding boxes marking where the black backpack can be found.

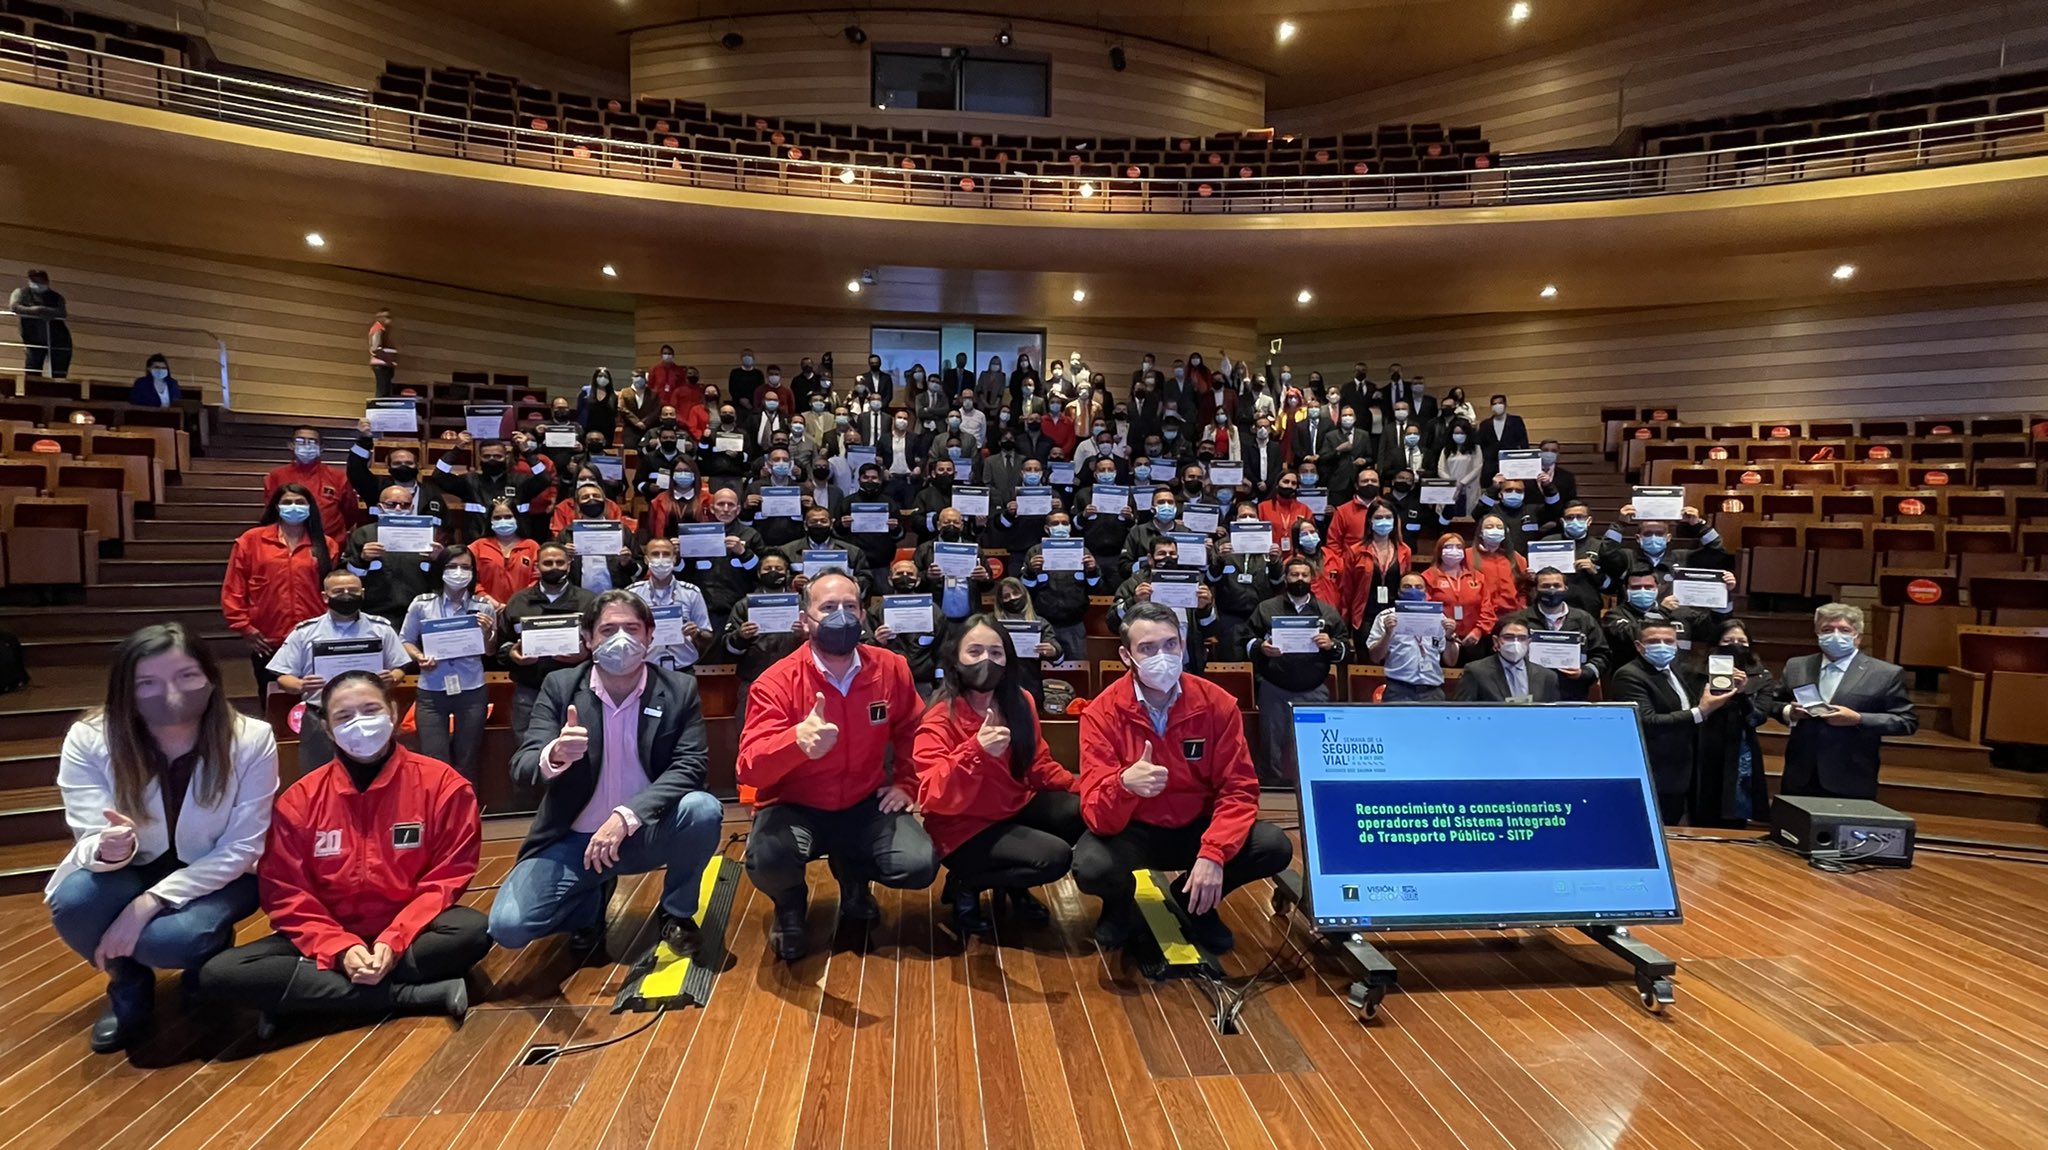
[0,629,25,694]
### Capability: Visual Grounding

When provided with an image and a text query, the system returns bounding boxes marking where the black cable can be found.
[531,1004,667,1063]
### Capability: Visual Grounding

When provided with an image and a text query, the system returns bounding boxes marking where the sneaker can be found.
[770,905,809,962]
[659,913,704,958]
[838,882,880,923]
[1183,911,1236,956]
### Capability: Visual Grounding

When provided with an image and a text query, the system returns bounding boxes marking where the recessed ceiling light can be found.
[839,167,856,184]
[1831,263,1857,281]
[1539,284,1558,299]
[1276,20,1298,43]
[1072,288,1087,303]
[846,279,862,293]
[1296,288,1314,305]
[601,264,618,278]
[1509,2,1532,24]
[1077,181,1096,197]
[303,232,326,248]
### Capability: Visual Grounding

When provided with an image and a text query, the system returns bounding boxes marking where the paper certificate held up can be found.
[1392,599,1446,639]
[376,513,436,554]
[1208,461,1244,489]
[1168,531,1209,567]
[951,485,992,518]
[1002,621,1044,659]
[1526,539,1577,575]
[1149,568,1201,608]
[419,616,486,661]
[364,398,417,436]
[934,542,979,579]
[651,605,688,649]
[1529,629,1583,672]
[571,521,624,559]
[1632,486,1686,524]
[759,486,803,519]
[543,427,578,449]
[463,404,508,441]
[1269,617,1321,654]
[312,638,386,681]
[802,549,851,578]
[589,454,623,482]
[1671,568,1730,610]
[1298,487,1328,515]
[1181,504,1220,536]
[1090,483,1130,515]
[518,617,582,659]
[1418,479,1458,506]
[882,595,934,634]
[747,593,801,634]
[1229,521,1274,558]
[1015,487,1053,517]
[675,523,726,559]
[1498,450,1543,481]
[1040,538,1085,572]
[850,503,893,535]
[714,433,746,456]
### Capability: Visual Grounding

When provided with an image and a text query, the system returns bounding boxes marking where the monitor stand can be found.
[1270,869,1677,1021]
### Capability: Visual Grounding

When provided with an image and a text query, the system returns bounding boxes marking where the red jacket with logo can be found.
[266,460,359,551]
[1078,671,1261,864]
[913,693,1078,857]
[258,745,481,968]
[737,641,923,811]
[221,524,327,644]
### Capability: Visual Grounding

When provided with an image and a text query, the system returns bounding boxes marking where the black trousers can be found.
[372,364,395,397]
[195,906,490,1017]
[1072,817,1294,918]
[940,791,1084,891]
[745,795,938,911]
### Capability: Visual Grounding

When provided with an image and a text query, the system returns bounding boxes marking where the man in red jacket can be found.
[266,425,359,553]
[736,570,936,960]
[1074,601,1293,954]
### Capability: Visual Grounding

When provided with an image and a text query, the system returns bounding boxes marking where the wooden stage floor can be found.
[5,821,2048,1150]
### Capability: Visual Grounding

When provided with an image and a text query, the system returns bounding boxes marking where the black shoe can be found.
[1092,902,1142,951]
[570,876,619,951]
[90,962,154,1054]
[660,913,704,958]
[838,882,879,924]
[253,1013,279,1043]
[90,1002,149,1054]
[394,978,469,1021]
[950,884,990,937]
[770,905,809,962]
[1183,911,1236,956]
[999,888,1051,926]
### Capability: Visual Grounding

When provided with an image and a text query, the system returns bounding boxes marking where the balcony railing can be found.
[6,34,2048,214]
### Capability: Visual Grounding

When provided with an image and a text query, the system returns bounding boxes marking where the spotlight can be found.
[1072,288,1087,303]
[839,167,857,184]
[1296,288,1314,305]
[303,232,326,248]
[1108,45,1126,71]
[1832,263,1858,281]
[847,279,862,294]
[1277,20,1298,43]
[1510,2,1531,23]
[601,264,618,278]
[844,24,867,44]
[1539,284,1558,299]
[719,31,744,50]
[1077,181,1096,197]
[997,26,1012,47]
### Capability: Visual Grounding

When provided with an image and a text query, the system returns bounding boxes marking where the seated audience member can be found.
[1111,536,1217,674]
[472,499,540,604]
[913,507,995,622]
[735,571,936,961]
[345,484,446,629]
[195,672,483,1034]
[1611,619,1741,824]
[1693,620,1774,826]
[437,434,553,540]
[223,483,330,693]
[130,353,181,406]
[871,558,950,698]
[1246,556,1351,785]
[1019,509,1102,662]
[554,480,642,594]
[626,537,714,672]
[47,625,278,1052]
[1072,602,1293,954]
[348,426,455,535]
[1209,502,1282,657]
[722,552,809,715]
[490,592,723,953]
[270,570,409,771]
[1606,503,1736,577]
[501,542,596,740]
[1476,475,1556,539]
[1366,573,1460,701]
[399,547,501,781]
[1766,604,1918,801]
[913,618,1084,937]
[688,486,766,645]
[990,576,1064,702]
[1505,568,1609,700]
[267,426,357,554]
[1468,512,1529,622]
[1539,500,1628,613]
[1454,618,1560,703]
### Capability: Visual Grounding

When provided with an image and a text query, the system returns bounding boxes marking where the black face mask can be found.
[859,481,881,496]
[481,459,507,477]
[1183,481,1205,497]
[388,464,418,485]
[939,525,963,542]
[1391,482,1413,496]
[956,658,1004,692]
[579,499,606,516]
[552,411,571,422]
[658,418,679,430]
[1537,589,1568,609]
[1719,643,1753,665]
[1285,581,1311,599]
[758,569,789,589]
[1358,483,1380,501]
[812,465,831,481]
[999,597,1026,614]
[891,575,920,592]
[327,594,363,617]
[539,569,568,588]
[931,475,954,490]
[806,526,832,543]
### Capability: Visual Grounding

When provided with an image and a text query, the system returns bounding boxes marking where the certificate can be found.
[1209,461,1244,489]
[851,502,893,535]
[517,616,583,659]
[543,427,578,449]
[1002,620,1044,659]
[952,485,991,518]
[1040,539,1085,572]
[312,638,385,681]
[1632,486,1686,523]
[1526,539,1577,575]
[1181,504,1220,536]
[580,554,613,591]
[1229,521,1274,558]
[1090,483,1130,515]
[1270,617,1321,654]
[1016,487,1053,517]
[571,521,624,559]
[1529,629,1583,672]
[364,398,417,436]
[1498,450,1543,480]
[882,595,935,634]
[1049,461,1076,486]
[651,605,687,648]
[590,454,623,482]
[463,404,508,440]
[1418,479,1458,506]
[846,445,878,472]
[1149,568,1201,608]
[747,593,801,634]
[934,542,979,579]
[760,486,803,519]
[675,523,727,559]
[376,513,436,553]
[1168,532,1209,567]
[1672,568,1730,610]
[1298,487,1329,515]
[419,615,485,661]
[714,433,745,455]
[802,548,851,577]
[1392,599,1446,639]
[649,471,671,490]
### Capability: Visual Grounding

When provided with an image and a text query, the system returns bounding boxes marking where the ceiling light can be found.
[843,24,867,44]
[839,167,856,184]
[847,279,862,293]
[719,31,744,50]
[997,26,1012,47]
[1277,21,1298,43]
[1296,288,1314,305]
[303,232,326,248]
[1072,288,1087,303]
[1078,181,1096,197]
[601,264,618,278]
[1509,2,1532,24]
[1832,263,1857,281]
[1539,284,1558,298]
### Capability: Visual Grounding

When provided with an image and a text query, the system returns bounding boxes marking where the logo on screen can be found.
[1320,729,1384,768]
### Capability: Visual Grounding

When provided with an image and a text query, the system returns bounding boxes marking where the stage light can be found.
[1077,181,1096,197]
[997,26,1012,47]
[303,232,326,248]
[1296,288,1315,305]
[847,279,862,293]
[1510,2,1532,24]
[720,31,744,50]
[1277,21,1298,43]
[839,167,857,183]
[1072,288,1087,303]
[844,24,867,44]
[1539,284,1558,299]
[1832,263,1858,281]
[601,264,618,278]
[1109,45,1126,71]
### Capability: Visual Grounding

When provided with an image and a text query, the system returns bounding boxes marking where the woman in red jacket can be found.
[471,498,539,605]
[222,483,330,693]
[1467,511,1529,628]
[194,671,485,1035]
[1420,531,1493,651]
[912,616,1082,937]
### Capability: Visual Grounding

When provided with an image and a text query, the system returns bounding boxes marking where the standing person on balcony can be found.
[11,269,71,379]
[223,484,330,696]
[368,307,397,396]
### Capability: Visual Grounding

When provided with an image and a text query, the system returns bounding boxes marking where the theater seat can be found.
[2,497,96,585]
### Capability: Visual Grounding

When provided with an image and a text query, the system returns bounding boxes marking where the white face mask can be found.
[1135,651,1181,691]
[332,713,394,761]
[593,630,648,675]
[442,567,473,591]
[1498,639,1529,663]
[647,557,675,578]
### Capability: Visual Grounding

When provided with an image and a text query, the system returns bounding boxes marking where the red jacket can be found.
[1422,563,1494,642]
[646,490,706,540]
[1040,413,1079,456]
[259,745,480,969]
[1078,671,1260,864]
[1257,497,1311,555]
[1470,545,1527,621]
[1343,538,1412,629]
[736,642,923,811]
[266,460,358,551]
[648,362,692,412]
[221,524,326,644]
[1325,498,1373,560]
[472,536,539,605]
[913,693,1077,857]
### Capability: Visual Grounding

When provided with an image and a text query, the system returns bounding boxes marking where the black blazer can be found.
[1452,656,1560,703]
[1476,413,1530,477]
[1770,652,1918,798]
[1609,660,1703,798]
[511,664,710,859]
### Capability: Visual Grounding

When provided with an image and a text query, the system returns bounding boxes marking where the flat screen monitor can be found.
[1292,703,1682,932]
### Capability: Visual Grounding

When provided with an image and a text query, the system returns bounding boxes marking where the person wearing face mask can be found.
[1073,603,1291,953]
[1467,513,1530,628]
[1386,364,1434,422]
[1438,386,1477,426]
[397,547,501,779]
[955,389,990,446]
[472,498,540,605]
[727,348,766,412]
[1611,619,1737,824]
[913,507,995,621]
[1437,417,1483,514]
[875,407,926,500]
[1690,621,1774,826]
[348,427,454,538]
[493,592,723,956]
[342,483,450,629]
[854,353,894,407]
[224,484,331,694]
[536,399,586,475]
[1380,416,1435,482]
[270,570,409,774]
[551,480,642,594]
[501,542,596,742]
[620,369,658,442]
[1247,557,1351,786]
[777,505,869,594]
[683,487,765,652]
[740,449,808,549]
[1606,504,1737,581]
[578,368,620,446]
[647,345,688,411]
[195,672,483,1036]
[46,624,278,1052]
[1040,395,1079,458]
[1536,499,1628,614]
[1207,502,1283,659]
[1112,538,1218,674]
[1286,395,1331,470]
[1242,415,1289,498]
[1454,619,1562,703]
[1255,472,1310,554]
[13,269,72,378]
[1119,489,1188,583]
[1420,533,1493,652]
[1366,573,1461,701]
[1475,393,1528,481]
[129,353,182,407]
[1601,566,1705,672]
[745,388,790,458]
[837,461,905,580]
[992,459,1056,552]
[1020,510,1101,662]
[267,425,361,555]
[1503,567,1609,700]
[1535,438,1577,505]
[972,354,1008,413]
[1476,476,1555,541]
[738,571,936,961]
[437,432,552,540]
[988,575,1064,703]
[914,617,1084,937]
[1324,466,1384,560]
[1341,498,1412,635]
[868,557,950,698]
[721,552,810,694]
[1766,603,1917,801]
[642,455,706,539]
[624,537,714,674]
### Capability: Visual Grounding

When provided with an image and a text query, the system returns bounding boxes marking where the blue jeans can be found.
[488,790,725,949]
[48,860,258,975]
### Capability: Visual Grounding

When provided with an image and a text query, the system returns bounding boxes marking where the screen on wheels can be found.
[1291,703,1682,931]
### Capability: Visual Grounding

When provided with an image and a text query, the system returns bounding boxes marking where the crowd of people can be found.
[45,343,1917,1054]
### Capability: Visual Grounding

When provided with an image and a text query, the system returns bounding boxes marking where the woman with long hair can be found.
[46,624,279,1052]
[1467,511,1530,624]
[990,576,1062,703]
[1438,416,1483,512]
[1350,498,1412,634]
[578,367,618,445]
[399,546,502,780]
[913,616,1083,937]
[223,482,330,694]
[1421,531,1492,653]
[1692,620,1776,827]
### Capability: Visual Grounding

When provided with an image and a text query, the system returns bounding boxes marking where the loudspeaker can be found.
[1770,795,1915,867]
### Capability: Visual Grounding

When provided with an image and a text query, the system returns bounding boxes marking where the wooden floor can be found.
[6,823,2048,1150]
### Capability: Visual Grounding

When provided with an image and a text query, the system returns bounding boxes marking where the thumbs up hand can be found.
[976,705,1011,759]
[550,703,589,767]
[796,692,840,759]
[1121,741,1170,798]
[96,809,137,864]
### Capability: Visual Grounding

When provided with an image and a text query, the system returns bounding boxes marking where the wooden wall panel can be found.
[1265,284,2048,439]
[70,0,621,93]
[1276,0,2048,152]
[3,226,633,419]
[631,12,1264,139]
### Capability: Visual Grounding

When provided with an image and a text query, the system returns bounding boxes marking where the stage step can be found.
[1758,725,1988,773]
[119,538,246,560]
[0,603,226,641]
[0,840,56,897]
[130,518,256,543]
[85,581,225,609]
[0,737,62,791]
[98,558,230,583]
[152,498,262,520]
[19,630,244,667]
[0,786,66,847]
